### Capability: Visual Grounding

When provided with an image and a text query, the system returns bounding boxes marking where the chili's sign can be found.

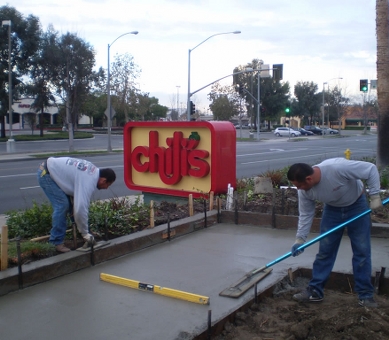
[123,121,236,198]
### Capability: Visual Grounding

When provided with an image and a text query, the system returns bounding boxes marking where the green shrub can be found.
[5,197,151,241]
[88,197,150,237]
[6,201,54,239]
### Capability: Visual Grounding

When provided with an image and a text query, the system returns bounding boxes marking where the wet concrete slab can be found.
[0,223,388,340]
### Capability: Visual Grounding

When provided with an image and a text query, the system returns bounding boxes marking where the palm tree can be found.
[376,0,389,167]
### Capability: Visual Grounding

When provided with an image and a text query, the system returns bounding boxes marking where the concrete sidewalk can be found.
[0,222,388,340]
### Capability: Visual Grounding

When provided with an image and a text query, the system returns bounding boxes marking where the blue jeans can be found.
[37,166,70,245]
[309,194,374,300]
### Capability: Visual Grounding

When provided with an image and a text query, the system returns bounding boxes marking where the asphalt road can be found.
[0,131,378,214]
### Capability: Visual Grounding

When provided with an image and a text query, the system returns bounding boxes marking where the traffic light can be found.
[273,64,283,81]
[285,107,290,116]
[360,79,368,92]
[190,101,196,120]
[238,83,244,95]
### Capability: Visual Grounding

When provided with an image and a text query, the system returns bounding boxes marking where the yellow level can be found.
[100,273,210,305]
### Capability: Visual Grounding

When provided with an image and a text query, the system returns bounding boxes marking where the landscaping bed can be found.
[212,276,389,340]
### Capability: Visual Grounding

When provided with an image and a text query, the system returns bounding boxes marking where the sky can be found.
[8,0,378,112]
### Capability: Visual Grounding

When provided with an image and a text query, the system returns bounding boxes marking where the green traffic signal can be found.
[360,79,368,92]
[285,107,290,113]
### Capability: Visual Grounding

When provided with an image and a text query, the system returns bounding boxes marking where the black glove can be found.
[291,237,305,257]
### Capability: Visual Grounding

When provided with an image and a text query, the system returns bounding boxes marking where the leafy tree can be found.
[110,53,141,123]
[232,59,290,129]
[48,32,97,150]
[326,86,349,133]
[0,5,41,138]
[24,26,60,136]
[260,78,290,130]
[135,94,167,121]
[208,82,239,120]
[23,112,37,135]
[293,81,321,124]
[81,92,107,127]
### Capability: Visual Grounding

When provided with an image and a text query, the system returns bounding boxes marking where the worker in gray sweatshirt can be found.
[37,157,116,253]
[287,158,382,308]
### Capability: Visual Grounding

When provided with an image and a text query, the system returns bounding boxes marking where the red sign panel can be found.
[123,121,236,198]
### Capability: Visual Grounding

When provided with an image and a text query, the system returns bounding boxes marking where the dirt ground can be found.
[236,188,389,224]
[213,277,389,340]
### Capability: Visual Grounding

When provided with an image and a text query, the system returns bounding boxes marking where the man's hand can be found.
[83,233,96,245]
[291,237,305,257]
[370,194,382,210]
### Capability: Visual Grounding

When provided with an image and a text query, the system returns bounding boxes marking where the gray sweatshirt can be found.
[296,158,380,240]
[47,157,99,236]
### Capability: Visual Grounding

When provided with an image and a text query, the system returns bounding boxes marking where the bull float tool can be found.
[220,196,389,298]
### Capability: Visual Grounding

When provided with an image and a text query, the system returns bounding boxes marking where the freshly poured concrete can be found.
[0,223,388,340]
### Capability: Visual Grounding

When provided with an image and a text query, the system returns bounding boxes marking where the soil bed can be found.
[213,277,389,340]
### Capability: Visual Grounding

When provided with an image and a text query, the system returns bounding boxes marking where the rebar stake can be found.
[167,213,171,241]
[104,216,109,241]
[90,242,95,266]
[16,237,23,289]
[207,309,212,340]
[203,199,207,228]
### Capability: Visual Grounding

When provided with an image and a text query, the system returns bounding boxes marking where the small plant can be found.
[259,168,288,187]
[379,167,389,189]
[235,178,255,193]
[6,201,54,239]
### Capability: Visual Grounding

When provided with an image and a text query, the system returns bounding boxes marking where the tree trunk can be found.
[376,0,389,167]
[39,107,44,137]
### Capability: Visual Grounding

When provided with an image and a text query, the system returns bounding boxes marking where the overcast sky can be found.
[9,0,377,111]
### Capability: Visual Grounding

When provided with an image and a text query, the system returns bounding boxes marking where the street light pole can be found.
[322,77,343,132]
[322,82,327,129]
[187,30,241,121]
[256,69,261,141]
[2,20,15,153]
[176,85,180,120]
[106,31,138,151]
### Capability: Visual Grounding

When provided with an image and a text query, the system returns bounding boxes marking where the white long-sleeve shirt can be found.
[47,157,99,236]
[296,158,381,240]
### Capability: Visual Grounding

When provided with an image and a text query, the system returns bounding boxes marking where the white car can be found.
[322,127,339,134]
[273,127,301,137]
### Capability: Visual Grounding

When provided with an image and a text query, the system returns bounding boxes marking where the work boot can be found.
[55,244,71,253]
[293,286,323,302]
[359,297,378,308]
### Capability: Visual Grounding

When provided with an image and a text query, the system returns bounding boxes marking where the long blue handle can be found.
[252,197,389,275]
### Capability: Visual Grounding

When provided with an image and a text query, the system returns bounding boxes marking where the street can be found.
[0,130,378,214]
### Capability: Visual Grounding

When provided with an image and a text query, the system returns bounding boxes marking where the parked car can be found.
[273,127,301,137]
[322,127,339,134]
[304,126,323,135]
[294,128,314,136]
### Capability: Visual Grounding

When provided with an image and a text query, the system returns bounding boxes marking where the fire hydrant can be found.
[344,148,351,160]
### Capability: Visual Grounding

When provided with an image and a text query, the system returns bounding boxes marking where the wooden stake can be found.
[189,194,194,216]
[209,191,214,210]
[30,228,72,242]
[1,226,8,271]
[150,200,155,228]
